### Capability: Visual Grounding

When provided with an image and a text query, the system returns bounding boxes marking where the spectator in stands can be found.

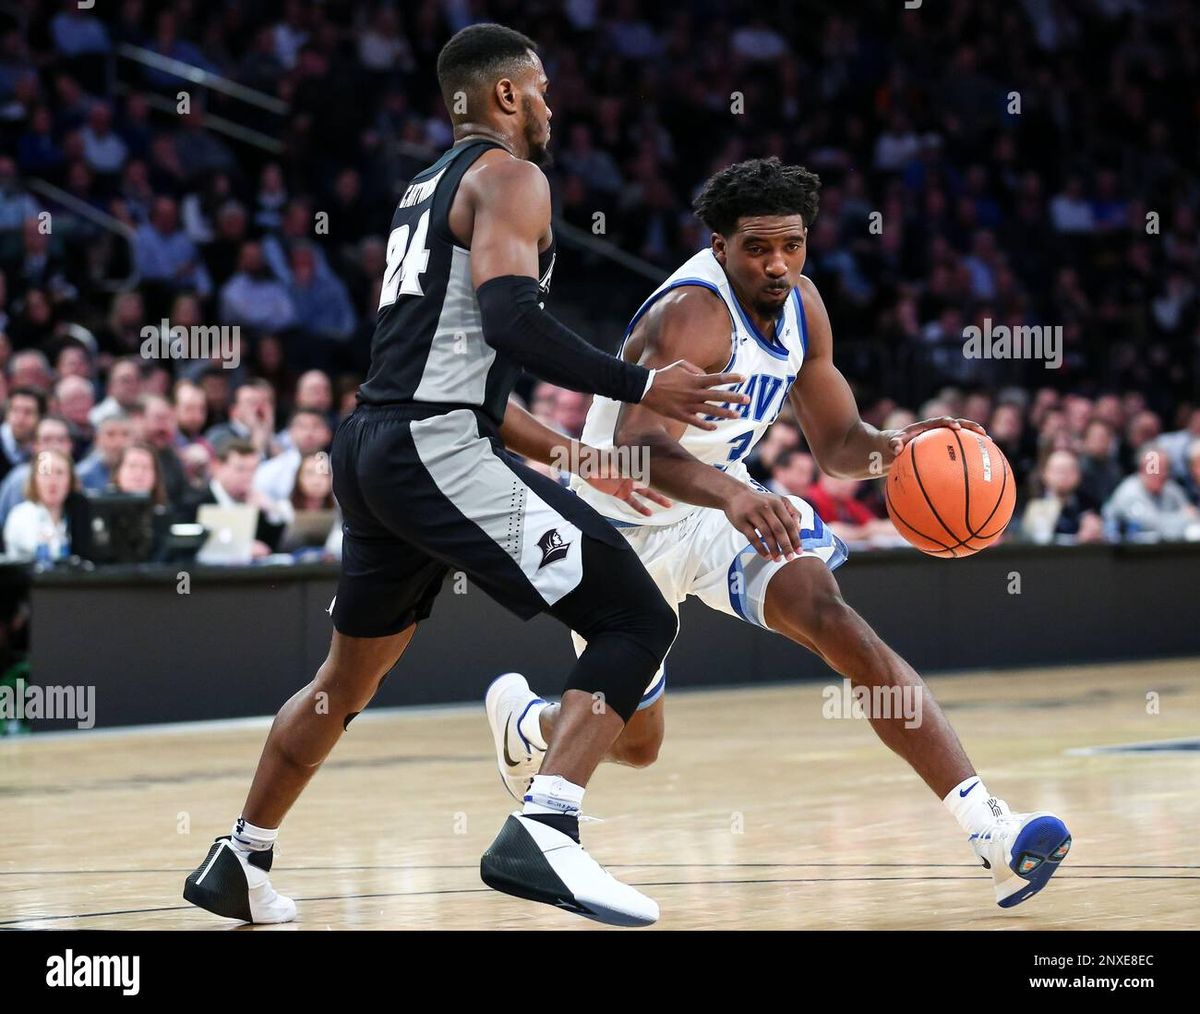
[97,292,146,362]
[0,157,40,233]
[80,102,128,177]
[185,438,291,557]
[16,104,64,178]
[133,196,212,298]
[0,415,74,530]
[52,373,94,457]
[75,412,133,493]
[1122,410,1163,472]
[1021,449,1105,545]
[54,341,92,382]
[205,379,275,457]
[552,389,590,440]
[0,387,43,484]
[254,407,332,503]
[769,448,815,498]
[173,380,212,449]
[139,394,188,509]
[1077,418,1123,505]
[88,356,141,427]
[1103,442,1200,541]
[279,450,340,554]
[203,200,249,289]
[8,350,53,393]
[219,241,296,332]
[173,108,237,184]
[50,0,112,58]
[805,472,899,544]
[3,448,76,562]
[287,242,356,357]
[253,162,288,233]
[1159,407,1200,481]
[107,441,179,561]
[272,370,335,451]
[751,418,801,481]
[263,200,334,285]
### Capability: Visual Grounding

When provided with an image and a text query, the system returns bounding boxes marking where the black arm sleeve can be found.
[477,274,650,403]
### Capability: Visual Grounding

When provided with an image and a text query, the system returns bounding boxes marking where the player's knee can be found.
[809,593,874,651]
[639,594,678,662]
[612,733,661,768]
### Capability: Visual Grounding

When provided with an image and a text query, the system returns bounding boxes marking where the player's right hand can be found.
[641,360,748,431]
[724,488,802,562]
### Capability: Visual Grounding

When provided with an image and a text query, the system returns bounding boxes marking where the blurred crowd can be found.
[0,0,1197,563]
[0,356,346,562]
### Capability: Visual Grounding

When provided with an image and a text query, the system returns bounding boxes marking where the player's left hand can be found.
[580,446,672,517]
[883,417,988,457]
[585,473,673,516]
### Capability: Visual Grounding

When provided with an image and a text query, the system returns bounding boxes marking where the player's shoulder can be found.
[464,150,549,201]
[635,283,732,370]
[794,273,823,303]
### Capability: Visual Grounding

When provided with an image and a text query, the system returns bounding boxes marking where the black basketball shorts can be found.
[328,403,632,638]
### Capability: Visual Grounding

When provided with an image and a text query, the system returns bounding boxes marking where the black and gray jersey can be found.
[356,139,557,423]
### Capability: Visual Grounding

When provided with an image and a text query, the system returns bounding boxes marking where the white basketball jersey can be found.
[572,248,809,526]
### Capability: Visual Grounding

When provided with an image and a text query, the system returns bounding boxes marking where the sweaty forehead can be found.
[734,215,807,239]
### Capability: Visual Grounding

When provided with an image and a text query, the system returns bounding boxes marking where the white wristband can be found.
[641,368,656,399]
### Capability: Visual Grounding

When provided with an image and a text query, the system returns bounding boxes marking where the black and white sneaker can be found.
[480,812,658,927]
[183,836,297,924]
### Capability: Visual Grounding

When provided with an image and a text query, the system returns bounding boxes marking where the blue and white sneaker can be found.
[969,802,1072,908]
[485,673,546,802]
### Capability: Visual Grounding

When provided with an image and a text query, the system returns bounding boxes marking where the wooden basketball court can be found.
[2,658,1197,930]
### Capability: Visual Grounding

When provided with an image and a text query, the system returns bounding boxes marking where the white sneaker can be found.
[183,836,297,924]
[485,672,546,802]
[481,812,659,926]
[969,803,1072,908]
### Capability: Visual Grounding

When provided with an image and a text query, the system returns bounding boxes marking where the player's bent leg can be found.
[480,533,675,926]
[761,557,1071,907]
[606,697,665,768]
[183,626,416,924]
[763,556,974,795]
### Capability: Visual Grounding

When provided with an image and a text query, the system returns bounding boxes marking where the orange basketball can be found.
[884,427,1016,558]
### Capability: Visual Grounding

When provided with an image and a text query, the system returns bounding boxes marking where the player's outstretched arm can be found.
[790,277,986,479]
[498,397,671,516]
[614,288,801,560]
[467,156,747,428]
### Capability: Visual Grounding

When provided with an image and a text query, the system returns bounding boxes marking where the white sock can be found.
[517,699,549,752]
[943,776,1008,836]
[231,817,278,852]
[523,774,584,816]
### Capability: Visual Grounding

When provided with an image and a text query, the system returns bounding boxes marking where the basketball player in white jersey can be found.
[487,158,1072,909]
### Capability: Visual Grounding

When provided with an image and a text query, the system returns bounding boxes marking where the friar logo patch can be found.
[537,528,570,568]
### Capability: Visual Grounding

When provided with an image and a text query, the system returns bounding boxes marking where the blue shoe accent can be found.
[998,815,1072,908]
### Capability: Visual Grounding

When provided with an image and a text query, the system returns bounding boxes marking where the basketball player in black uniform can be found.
[182,23,749,927]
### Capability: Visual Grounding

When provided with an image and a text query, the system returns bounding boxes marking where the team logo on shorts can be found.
[537,528,571,568]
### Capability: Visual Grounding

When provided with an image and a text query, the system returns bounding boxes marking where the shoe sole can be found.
[484,673,539,803]
[480,815,655,927]
[998,815,1072,909]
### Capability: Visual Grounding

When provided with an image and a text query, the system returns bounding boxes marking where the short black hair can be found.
[693,157,821,237]
[8,386,47,416]
[436,23,538,118]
